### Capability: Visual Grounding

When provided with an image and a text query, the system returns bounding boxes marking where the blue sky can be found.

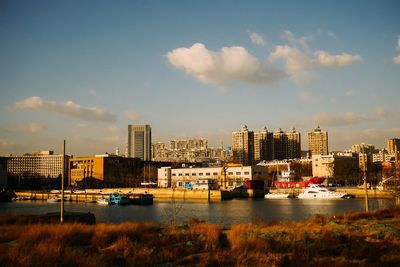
[0,0,399,156]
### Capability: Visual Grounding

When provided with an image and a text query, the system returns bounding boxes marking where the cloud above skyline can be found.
[393,36,400,64]
[248,31,267,46]
[168,31,362,87]
[269,31,362,84]
[166,43,287,86]
[14,96,116,123]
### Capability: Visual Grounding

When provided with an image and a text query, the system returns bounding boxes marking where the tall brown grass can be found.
[0,207,399,266]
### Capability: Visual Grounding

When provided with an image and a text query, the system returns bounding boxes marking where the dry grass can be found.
[0,207,400,266]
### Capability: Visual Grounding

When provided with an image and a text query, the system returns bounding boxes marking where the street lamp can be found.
[361,144,369,212]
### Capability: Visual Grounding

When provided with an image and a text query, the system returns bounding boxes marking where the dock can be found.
[14,188,264,202]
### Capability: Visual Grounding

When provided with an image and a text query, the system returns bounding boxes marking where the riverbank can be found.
[15,188,265,202]
[0,207,399,266]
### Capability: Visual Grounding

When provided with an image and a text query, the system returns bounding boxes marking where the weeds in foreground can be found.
[0,207,399,266]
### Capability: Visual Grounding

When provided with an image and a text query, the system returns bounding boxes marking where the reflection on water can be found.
[0,198,395,227]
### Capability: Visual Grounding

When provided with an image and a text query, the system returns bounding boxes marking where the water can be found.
[0,198,395,227]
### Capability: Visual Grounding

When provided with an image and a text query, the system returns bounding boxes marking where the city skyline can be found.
[1,1,399,156]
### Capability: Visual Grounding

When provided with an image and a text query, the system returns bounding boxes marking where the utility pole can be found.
[60,140,65,223]
[361,145,369,212]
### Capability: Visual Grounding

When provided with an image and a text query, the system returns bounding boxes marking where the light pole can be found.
[60,140,65,223]
[361,144,369,212]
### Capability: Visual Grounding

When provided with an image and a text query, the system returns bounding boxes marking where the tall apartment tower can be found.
[307,126,328,156]
[287,127,301,159]
[232,125,254,165]
[387,138,400,154]
[128,124,152,161]
[273,128,301,160]
[254,126,274,162]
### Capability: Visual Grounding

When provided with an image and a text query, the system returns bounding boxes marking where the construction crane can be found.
[220,163,242,190]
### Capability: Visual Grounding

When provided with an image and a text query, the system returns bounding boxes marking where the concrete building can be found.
[0,157,8,187]
[157,165,266,190]
[307,126,328,156]
[128,124,152,160]
[232,125,254,165]
[387,138,400,154]
[351,143,376,154]
[69,155,142,187]
[273,128,301,160]
[372,150,394,163]
[254,126,274,162]
[312,154,359,185]
[7,151,69,179]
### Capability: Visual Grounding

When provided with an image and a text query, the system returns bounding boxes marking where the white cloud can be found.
[168,31,362,87]
[269,32,362,84]
[124,109,140,121]
[393,55,400,64]
[249,31,266,46]
[312,112,374,127]
[166,43,286,86]
[397,36,400,50]
[27,122,45,133]
[314,51,362,68]
[14,96,116,122]
[88,89,97,96]
[345,90,354,97]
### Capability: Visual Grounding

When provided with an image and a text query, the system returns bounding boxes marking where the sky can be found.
[0,0,399,156]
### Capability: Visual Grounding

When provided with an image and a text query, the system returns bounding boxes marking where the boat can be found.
[109,193,131,205]
[96,197,110,205]
[297,184,347,199]
[47,196,61,203]
[264,193,292,199]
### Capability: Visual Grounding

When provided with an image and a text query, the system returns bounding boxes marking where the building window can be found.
[192,173,196,176]
[206,173,211,176]
[178,173,182,176]
[228,172,233,175]
[236,172,241,175]
[199,173,203,176]
[213,172,218,175]
[172,173,176,176]
[244,172,250,175]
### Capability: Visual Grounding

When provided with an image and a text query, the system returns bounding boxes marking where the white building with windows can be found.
[158,165,266,190]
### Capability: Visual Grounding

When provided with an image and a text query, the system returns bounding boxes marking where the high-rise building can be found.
[232,125,254,165]
[287,127,301,159]
[387,138,400,154]
[254,126,273,162]
[128,124,152,161]
[273,128,301,160]
[308,126,328,156]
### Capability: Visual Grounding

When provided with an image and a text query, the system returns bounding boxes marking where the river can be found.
[0,198,395,227]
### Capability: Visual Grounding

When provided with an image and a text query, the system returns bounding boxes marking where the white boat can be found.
[47,196,61,203]
[96,197,110,205]
[297,184,347,199]
[264,193,291,199]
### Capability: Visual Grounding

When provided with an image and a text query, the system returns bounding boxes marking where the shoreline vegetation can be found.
[1,207,400,266]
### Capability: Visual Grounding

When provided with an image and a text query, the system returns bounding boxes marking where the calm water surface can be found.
[0,198,395,227]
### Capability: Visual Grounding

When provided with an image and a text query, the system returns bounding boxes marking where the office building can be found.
[69,155,142,187]
[7,151,69,179]
[232,125,254,165]
[128,124,152,161]
[307,126,328,156]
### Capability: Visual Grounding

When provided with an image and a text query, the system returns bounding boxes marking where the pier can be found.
[14,188,266,202]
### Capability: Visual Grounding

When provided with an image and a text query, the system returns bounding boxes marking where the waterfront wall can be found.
[15,188,234,202]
